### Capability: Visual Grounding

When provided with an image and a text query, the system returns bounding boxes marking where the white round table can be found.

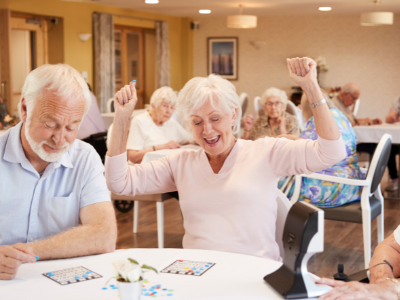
[353,123,400,144]
[0,248,299,300]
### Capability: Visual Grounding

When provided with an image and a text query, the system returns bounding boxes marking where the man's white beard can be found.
[25,118,72,163]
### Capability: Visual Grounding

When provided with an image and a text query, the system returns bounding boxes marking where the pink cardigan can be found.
[105,136,346,261]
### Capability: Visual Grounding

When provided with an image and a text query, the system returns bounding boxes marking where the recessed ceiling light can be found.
[319,7,332,11]
[199,9,211,14]
[145,0,159,4]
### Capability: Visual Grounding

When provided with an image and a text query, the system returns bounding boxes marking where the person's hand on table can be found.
[159,141,181,150]
[317,278,398,300]
[0,243,37,280]
[114,81,138,123]
[357,118,373,126]
[372,118,382,125]
[386,115,397,124]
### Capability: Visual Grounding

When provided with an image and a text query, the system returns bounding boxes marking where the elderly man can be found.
[331,82,382,126]
[0,64,117,280]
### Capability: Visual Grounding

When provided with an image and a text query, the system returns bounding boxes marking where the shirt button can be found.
[32,209,36,213]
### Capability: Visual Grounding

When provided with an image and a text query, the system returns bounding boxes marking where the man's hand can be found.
[244,114,254,131]
[278,117,287,134]
[372,118,382,125]
[0,244,36,280]
[160,141,181,150]
[287,57,318,90]
[114,81,138,123]
[317,278,398,300]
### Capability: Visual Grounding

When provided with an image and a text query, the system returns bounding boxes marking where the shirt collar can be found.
[4,122,74,171]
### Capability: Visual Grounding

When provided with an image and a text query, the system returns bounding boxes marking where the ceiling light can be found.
[227,5,257,29]
[145,0,159,4]
[361,0,393,26]
[199,10,211,14]
[319,7,332,11]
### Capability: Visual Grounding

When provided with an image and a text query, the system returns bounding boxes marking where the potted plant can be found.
[112,258,158,300]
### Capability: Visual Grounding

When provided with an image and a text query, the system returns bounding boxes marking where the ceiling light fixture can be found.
[145,0,159,4]
[361,0,393,26]
[227,5,257,29]
[199,9,211,14]
[319,7,332,11]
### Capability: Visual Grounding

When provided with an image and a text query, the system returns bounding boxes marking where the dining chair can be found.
[254,96,263,117]
[239,92,249,118]
[352,99,361,116]
[290,133,392,269]
[106,98,114,113]
[275,189,292,260]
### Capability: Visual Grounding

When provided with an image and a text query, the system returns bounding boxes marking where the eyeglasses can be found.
[264,101,283,107]
[347,93,358,101]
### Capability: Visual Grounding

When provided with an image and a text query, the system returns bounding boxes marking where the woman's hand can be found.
[244,114,254,131]
[114,81,138,123]
[160,141,181,150]
[278,117,287,134]
[372,118,382,125]
[287,57,318,91]
[317,278,398,300]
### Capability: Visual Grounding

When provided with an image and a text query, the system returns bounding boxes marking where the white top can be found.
[106,136,346,261]
[394,225,400,246]
[127,111,190,150]
[77,92,105,140]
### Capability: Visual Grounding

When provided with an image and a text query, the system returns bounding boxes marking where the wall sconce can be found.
[250,41,266,49]
[78,33,92,42]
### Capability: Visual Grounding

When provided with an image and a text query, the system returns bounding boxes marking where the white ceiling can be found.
[66,0,400,17]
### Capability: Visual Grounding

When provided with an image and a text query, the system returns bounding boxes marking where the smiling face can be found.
[263,96,284,119]
[152,100,175,124]
[189,100,237,157]
[21,90,85,162]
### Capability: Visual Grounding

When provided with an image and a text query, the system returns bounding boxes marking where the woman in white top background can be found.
[127,86,191,163]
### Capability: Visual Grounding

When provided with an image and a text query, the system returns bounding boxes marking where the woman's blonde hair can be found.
[176,74,241,134]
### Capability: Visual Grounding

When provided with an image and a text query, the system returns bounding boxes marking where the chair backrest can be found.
[352,99,361,116]
[239,93,249,118]
[254,96,264,117]
[107,98,114,113]
[275,190,292,259]
[285,100,297,116]
[366,133,392,193]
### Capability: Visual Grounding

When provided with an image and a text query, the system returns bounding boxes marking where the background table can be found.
[142,145,201,163]
[101,112,114,131]
[0,248,323,300]
[353,122,400,144]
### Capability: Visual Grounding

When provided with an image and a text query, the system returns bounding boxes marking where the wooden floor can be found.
[115,169,400,279]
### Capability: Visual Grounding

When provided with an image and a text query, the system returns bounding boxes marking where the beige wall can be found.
[193,14,400,119]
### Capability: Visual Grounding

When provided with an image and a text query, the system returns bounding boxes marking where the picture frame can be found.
[207,37,238,80]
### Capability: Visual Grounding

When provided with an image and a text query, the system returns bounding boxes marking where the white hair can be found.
[261,87,288,110]
[176,74,241,134]
[18,64,91,118]
[150,86,177,108]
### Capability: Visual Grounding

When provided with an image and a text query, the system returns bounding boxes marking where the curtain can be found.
[93,12,115,113]
[156,21,170,88]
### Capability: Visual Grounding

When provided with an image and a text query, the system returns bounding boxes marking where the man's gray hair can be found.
[176,74,241,134]
[150,86,177,108]
[260,87,288,109]
[18,64,91,118]
[342,82,360,95]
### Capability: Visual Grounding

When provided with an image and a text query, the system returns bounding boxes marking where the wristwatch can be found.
[309,98,326,108]
[386,278,400,299]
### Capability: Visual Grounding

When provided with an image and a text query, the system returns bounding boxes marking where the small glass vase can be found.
[117,280,142,300]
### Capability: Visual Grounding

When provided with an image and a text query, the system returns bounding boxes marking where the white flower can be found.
[113,260,142,282]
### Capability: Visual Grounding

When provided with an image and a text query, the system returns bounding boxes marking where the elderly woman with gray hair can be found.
[126,86,190,164]
[242,87,301,140]
[105,57,346,261]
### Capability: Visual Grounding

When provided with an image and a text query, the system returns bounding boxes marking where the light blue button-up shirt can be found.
[0,122,110,246]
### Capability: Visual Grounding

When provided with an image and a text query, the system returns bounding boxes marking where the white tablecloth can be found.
[353,123,400,144]
[142,145,201,164]
[0,248,322,300]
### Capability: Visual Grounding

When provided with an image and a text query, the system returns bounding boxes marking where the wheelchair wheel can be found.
[114,200,134,213]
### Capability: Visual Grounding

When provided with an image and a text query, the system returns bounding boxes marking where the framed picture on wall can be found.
[207,37,238,80]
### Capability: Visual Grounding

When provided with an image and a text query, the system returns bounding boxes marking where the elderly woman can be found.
[126,86,190,164]
[278,92,365,207]
[105,57,346,261]
[317,225,400,299]
[242,87,301,140]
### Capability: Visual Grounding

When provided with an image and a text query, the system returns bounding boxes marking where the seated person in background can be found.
[331,82,382,126]
[0,95,10,130]
[279,91,365,208]
[0,64,117,280]
[106,57,346,261]
[242,87,301,140]
[127,86,191,164]
[77,84,107,163]
[318,225,400,299]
